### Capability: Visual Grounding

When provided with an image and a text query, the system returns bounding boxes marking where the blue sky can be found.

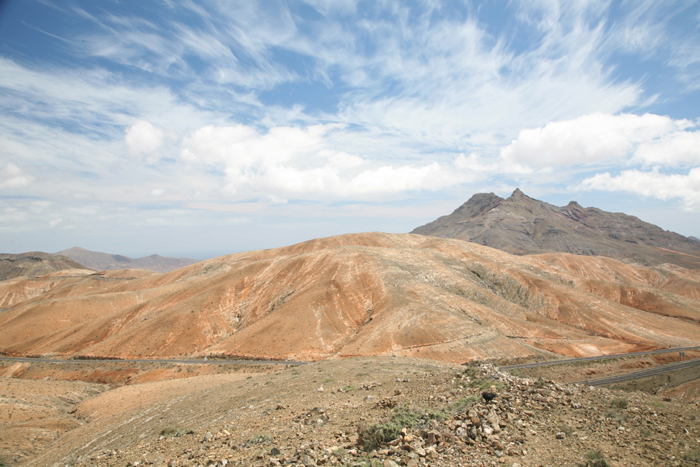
[1,0,699,259]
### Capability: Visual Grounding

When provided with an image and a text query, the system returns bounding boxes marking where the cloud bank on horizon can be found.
[0,0,699,257]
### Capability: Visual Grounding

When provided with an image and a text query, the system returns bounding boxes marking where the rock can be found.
[302,455,317,467]
[556,432,566,439]
[383,460,400,467]
[202,432,213,443]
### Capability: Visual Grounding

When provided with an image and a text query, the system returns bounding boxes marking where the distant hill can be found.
[56,247,198,273]
[0,252,90,281]
[412,189,700,269]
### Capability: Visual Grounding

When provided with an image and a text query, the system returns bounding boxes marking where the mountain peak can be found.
[412,189,700,268]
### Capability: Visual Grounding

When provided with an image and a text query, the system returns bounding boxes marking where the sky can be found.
[0,0,699,260]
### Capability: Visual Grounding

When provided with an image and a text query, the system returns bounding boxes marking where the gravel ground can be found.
[9,356,698,467]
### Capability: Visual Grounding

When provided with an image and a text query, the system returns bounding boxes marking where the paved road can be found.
[0,356,307,366]
[499,346,700,371]
[581,357,700,386]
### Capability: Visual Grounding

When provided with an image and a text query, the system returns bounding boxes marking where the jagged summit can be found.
[412,189,700,269]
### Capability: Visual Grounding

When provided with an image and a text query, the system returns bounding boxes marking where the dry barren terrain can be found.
[3,356,700,466]
[2,233,700,364]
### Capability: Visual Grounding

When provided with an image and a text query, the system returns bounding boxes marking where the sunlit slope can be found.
[1,233,699,363]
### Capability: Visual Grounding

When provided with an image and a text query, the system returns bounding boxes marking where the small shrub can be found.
[683,448,700,464]
[578,449,610,467]
[342,385,356,391]
[357,421,401,452]
[245,434,272,446]
[357,405,427,451]
[610,397,628,409]
[331,447,346,458]
[159,427,193,437]
[449,396,479,413]
[467,379,506,391]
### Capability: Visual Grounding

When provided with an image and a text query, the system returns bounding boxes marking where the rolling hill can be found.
[1,233,699,363]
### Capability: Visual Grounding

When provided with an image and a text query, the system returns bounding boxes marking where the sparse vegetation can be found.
[579,449,611,467]
[449,395,479,413]
[611,397,628,409]
[358,405,447,451]
[467,378,506,391]
[683,447,700,464]
[244,434,272,446]
[159,427,193,438]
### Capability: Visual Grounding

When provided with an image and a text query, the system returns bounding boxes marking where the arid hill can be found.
[1,233,699,363]
[56,247,199,273]
[412,189,700,269]
[0,252,90,281]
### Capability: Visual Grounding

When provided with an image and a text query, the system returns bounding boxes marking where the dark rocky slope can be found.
[412,189,700,269]
[0,252,89,281]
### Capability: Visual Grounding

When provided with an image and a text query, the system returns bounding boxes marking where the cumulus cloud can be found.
[580,168,700,210]
[0,163,34,188]
[501,113,695,168]
[181,124,467,197]
[125,121,165,157]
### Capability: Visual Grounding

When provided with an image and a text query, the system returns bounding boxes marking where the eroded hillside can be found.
[1,233,700,363]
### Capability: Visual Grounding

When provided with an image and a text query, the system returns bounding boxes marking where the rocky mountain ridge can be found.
[56,247,198,273]
[0,252,90,281]
[412,189,700,269]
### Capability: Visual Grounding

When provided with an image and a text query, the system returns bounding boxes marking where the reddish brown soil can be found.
[1,233,699,364]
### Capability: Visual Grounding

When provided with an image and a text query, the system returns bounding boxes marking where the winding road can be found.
[0,356,307,365]
[581,357,700,386]
[499,346,700,371]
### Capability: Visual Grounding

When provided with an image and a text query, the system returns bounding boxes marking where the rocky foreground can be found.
[29,357,699,467]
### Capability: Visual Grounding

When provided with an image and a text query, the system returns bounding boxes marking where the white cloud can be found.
[633,130,700,167]
[181,123,471,197]
[0,162,34,188]
[125,121,165,157]
[501,112,698,168]
[580,168,700,210]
